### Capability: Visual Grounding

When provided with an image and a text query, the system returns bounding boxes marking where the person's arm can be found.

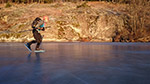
[37,27,45,31]
[39,23,45,31]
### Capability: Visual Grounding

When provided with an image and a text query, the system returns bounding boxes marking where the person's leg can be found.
[26,30,37,50]
[26,40,36,50]
[35,34,42,50]
[28,40,36,45]
[33,30,42,50]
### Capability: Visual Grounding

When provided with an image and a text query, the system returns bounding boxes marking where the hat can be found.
[43,16,49,23]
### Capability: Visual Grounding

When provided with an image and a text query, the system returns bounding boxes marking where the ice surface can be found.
[0,42,150,84]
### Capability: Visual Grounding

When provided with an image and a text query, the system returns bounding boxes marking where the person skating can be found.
[25,16,48,52]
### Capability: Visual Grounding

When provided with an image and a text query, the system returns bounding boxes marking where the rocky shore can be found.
[0,2,150,42]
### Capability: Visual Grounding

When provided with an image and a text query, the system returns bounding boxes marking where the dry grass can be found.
[101,0,150,42]
[124,0,150,42]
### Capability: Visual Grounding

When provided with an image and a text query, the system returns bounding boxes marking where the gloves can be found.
[42,27,45,31]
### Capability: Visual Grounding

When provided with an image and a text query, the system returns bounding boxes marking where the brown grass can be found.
[125,0,150,42]
[88,1,150,42]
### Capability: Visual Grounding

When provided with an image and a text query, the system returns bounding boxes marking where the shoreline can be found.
[0,41,149,43]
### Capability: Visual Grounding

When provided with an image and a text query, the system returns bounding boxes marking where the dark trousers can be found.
[28,29,42,49]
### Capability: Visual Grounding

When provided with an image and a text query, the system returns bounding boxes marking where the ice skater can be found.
[24,16,49,52]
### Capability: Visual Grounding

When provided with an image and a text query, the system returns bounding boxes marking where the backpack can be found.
[32,17,44,29]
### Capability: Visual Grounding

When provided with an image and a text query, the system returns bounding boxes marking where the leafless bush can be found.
[125,0,150,41]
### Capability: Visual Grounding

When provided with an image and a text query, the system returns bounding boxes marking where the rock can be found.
[1,2,148,42]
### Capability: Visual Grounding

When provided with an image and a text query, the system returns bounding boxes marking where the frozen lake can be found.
[0,42,150,84]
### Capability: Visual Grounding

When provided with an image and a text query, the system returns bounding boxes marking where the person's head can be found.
[43,16,49,23]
